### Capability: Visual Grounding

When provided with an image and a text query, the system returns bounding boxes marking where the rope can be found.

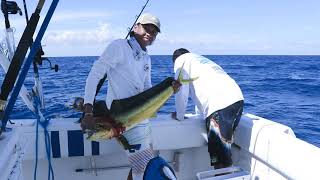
[33,96,54,180]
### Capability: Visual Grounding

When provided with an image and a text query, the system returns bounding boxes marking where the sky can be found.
[0,0,319,56]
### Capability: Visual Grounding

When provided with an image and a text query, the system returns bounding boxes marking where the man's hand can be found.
[81,103,95,131]
[83,103,93,114]
[171,112,178,120]
[81,113,95,131]
[172,80,182,94]
[171,112,189,121]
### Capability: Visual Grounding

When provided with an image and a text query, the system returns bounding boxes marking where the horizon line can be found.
[47,54,320,58]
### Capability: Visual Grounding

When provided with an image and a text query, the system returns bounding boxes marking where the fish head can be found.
[73,97,84,111]
[85,124,115,141]
[84,116,123,141]
[65,97,84,111]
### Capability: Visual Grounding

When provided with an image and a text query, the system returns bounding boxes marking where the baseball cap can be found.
[137,13,161,32]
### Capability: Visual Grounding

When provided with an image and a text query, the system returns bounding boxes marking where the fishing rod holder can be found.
[1,1,22,15]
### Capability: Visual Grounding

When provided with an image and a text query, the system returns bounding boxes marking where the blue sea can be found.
[1,55,320,147]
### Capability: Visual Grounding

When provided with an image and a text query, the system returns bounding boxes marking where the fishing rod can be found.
[0,0,22,129]
[22,0,58,72]
[1,0,22,60]
[125,0,151,39]
[22,0,28,22]
[1,0,22,28]
[0,0,46,130]
[21,0,44,110]
[21,0,57,110]
[95,0,151,97]
[1,0,10,28]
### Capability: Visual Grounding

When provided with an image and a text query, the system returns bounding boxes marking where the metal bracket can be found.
[170,151,181,172]
[90,156,98,176]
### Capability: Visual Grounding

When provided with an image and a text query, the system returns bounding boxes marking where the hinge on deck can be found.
[90,156,98,176]
[172,151,181,172]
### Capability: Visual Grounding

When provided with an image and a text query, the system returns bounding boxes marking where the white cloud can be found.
[302,26,316,32]
[44,23,123,45]
[51,11,114,22]
[42,22,127,56]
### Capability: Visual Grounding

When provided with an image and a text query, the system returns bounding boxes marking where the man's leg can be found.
[206,100,244,168]
[122,120,154,180]
[127,169,133,180]
[206,116,233,168]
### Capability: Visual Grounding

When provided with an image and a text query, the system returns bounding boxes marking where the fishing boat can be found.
[1,0,320,180]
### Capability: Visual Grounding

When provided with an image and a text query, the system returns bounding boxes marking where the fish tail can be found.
[180,76,199,84]
[177,62,199,84]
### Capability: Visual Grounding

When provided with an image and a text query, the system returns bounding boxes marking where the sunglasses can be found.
[141,24,159,36]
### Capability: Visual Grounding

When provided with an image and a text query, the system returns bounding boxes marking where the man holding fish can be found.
[81,13,182,180]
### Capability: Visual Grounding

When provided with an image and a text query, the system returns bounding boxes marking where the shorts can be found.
[205,100,244,167]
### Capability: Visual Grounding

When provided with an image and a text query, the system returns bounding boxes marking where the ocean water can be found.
[1,55,319,147]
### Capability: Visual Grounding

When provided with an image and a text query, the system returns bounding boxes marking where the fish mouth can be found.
[65,97,84,111]
[73,97,84,110]
[84,122,118,141]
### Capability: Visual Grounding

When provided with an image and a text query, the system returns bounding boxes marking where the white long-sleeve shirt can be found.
[84,37,152,108]
[174,53,244,120]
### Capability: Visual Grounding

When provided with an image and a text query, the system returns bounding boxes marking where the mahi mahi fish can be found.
[77,64,197,141]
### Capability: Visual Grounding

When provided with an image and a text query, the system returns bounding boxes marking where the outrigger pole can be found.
[1,0,59,130]
[95,0,151,98]
[22,0,58,111]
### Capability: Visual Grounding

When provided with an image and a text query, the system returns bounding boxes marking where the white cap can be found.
[137,13,161,32]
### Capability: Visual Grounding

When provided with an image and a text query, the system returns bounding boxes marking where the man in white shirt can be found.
[81,13,161,180]
[171,48,244,169]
